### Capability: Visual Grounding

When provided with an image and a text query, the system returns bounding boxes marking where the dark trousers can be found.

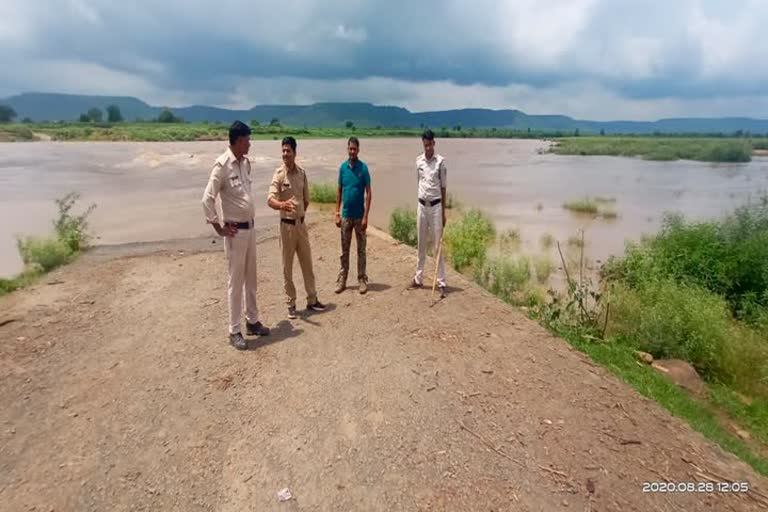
[338,217,367,281]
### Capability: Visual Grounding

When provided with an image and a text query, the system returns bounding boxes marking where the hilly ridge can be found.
[3,92,768,135]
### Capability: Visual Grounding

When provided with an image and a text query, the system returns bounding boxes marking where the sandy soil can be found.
[1,214,767,511]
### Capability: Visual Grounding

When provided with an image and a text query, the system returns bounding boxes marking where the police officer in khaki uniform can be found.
[202,121,270,350]
[268,136,327,319]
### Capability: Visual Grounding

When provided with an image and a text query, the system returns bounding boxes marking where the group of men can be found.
[202,121,448,350]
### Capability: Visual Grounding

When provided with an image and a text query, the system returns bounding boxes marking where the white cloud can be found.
[1,0,767,118]
[334,25,367,43]
[68,0,102,26]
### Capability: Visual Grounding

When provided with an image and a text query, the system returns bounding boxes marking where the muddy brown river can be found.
[2,138,767,278]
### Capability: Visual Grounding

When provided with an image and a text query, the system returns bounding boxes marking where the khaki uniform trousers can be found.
[280,220,318,307]
[224,228,259,334]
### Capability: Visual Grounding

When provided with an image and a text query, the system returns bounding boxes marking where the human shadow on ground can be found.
[246,320,303,350]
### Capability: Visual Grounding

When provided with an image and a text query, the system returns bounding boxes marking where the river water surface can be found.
[2,138,767,278]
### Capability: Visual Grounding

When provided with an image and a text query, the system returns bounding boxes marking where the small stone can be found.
[543,419,553,426]
[736,429,751,441]
[562,499,569,507]
[635,351,654,365]
[16,336,26,342]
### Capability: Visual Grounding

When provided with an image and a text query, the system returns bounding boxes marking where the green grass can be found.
[540,233,555,250]
[555,328,768,475]
[0,125,35,141]
[562,198,599,215]
[533,255,555,283]
[1,193,96,297]
[0,121,582,142]
[607,280,768,394]
[709,385,768,445]
[498,228,521,250]
[567,234,585,248]
[389,207,418,247]
[445,192,460,209]
[443,209,496,272]
[563,197,620,218]
[552,137,753,163]
[309,182,336,204]
[473,253,533,306]
[603,197,768,330]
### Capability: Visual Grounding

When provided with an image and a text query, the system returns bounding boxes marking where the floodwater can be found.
[1,138,767,278]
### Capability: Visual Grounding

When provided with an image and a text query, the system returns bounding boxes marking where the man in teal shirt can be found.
[335,137,372,294]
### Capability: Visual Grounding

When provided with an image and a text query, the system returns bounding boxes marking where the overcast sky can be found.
[1,0,766,120]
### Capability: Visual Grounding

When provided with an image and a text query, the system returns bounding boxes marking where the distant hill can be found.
[2,92,768,135]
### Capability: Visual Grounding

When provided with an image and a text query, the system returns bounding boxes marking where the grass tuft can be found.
[309,182,336,204]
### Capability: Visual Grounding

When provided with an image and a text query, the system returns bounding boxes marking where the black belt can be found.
[225,220,253,229]
[419,198,441,207]
[280,217,305,225]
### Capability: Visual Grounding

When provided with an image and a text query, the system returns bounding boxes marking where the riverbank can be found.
[2,122,766,163]
[551,136,761,162]
[387,201,768,477]
[2,214,766,510]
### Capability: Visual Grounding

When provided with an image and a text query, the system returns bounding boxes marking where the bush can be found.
[445,192,460,209]
[16,236,72,272]
[443,209,496,272]
[498,229,521,250]
[540,233,555,250]
[534,256,555,283]
[607,279,767,389]
[6,193,96,292]
[308,182,336,204]
[603,198,768,325]
[473,253,532,306]
[54,192,96,252]
[389,207,417,247]
[562,198,598,215]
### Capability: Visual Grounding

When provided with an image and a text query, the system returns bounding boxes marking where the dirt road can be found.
[1,215,766,511]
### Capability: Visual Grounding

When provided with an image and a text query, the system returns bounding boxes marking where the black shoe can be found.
[438,285,447,298]
[229,332,248,350]
[408,279,423,289]
[307,300,327,312]
[246,321,270,336]
[288,306,298,319]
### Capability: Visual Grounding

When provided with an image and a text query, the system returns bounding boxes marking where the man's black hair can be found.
[282,136,297,152]
[421,129,435,141]
[348,136,360,147]
[229,120,251,145]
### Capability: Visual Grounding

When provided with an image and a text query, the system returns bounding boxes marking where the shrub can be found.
[498,228,521,250]
[16,236,72,272]
[608,280,732,382]
[54,192,96,252]
[562,198,598,215]
[473,253,531,306]
[443,209,496,272]
[309,182,336,204]
[534,255,555,283]
[540,233,555,250]
[389,207,417,247]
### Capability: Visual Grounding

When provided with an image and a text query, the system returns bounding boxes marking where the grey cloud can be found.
[0,0,766,117]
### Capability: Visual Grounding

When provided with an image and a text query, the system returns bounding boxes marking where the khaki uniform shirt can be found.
[268,164,309,221]
[416,153,447,201]
[202,148,255,224]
